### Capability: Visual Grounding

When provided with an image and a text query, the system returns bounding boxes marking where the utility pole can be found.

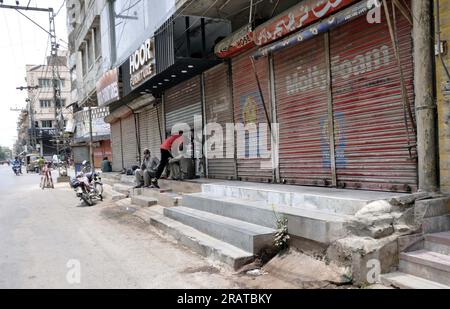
[16,85,39,152]
[412,0,438,192]
[1,2,61,158]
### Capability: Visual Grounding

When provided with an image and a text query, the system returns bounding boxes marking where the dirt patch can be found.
[181,266,220,275]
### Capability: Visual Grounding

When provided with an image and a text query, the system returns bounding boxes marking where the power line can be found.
[13,8,68,45]
[55,0,66,17]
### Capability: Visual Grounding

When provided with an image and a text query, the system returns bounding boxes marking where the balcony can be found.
[28,128,57,139]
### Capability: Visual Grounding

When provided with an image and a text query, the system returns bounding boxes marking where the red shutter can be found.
[274,34,332,186]
[204,63,237,180]
[232,48,273,182]
[330,12,417,192]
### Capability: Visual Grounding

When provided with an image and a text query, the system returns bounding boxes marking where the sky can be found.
[0,0,67,149]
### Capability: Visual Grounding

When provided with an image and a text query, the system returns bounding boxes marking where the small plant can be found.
[271,205,290,250]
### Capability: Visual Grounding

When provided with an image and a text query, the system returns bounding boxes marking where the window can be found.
[56,99,66,107]
[94,27,101,60]
[41,120,53,128]
[81,48,87,76]
[38,79,52,88]
[87,38,93,68]
[40,100,52,108]
[34,121,39,128]
[59,79,65,88]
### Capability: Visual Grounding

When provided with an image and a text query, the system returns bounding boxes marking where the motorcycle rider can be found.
[12,157,22,175]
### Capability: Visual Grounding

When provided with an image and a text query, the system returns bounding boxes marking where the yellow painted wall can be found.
[436,0,450,193]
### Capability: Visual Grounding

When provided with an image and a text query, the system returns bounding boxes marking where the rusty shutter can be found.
[329,12,417,192]
[204,63,237,180]
[232,48,273,182]
[139,106,163,160]
[111,120,123,171]
[274,33,332,186]
[121,114,138,169]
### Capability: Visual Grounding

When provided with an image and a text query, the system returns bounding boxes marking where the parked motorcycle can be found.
[70,171,103,206]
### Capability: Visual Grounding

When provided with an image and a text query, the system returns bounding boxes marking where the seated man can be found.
[101,157,112,173]
[135,149,159,188]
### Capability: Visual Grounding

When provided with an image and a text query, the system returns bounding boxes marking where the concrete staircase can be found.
[381,232,450,289]
[149,182,405,269]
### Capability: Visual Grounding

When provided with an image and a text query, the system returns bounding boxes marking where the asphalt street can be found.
[0,164,242,288]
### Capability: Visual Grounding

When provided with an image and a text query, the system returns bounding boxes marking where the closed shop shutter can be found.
[274,34,332,186]
[204,63,236,179]
[139,105,163,160]
[164,76,202,162]
[111,120,123,171]
[232,48,273,182]
[330,12,417,192]
[121,114,138,169]
[73,146,89,164]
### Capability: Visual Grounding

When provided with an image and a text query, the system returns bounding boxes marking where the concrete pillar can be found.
[413,0,438,192]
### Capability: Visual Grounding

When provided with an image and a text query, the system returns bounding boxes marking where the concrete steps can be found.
[140,188,182,207]
[399,250,450,286]
[201,183,404,216]
[131,195,158,207]
[381,272,450,289]
[182,193,351,244]
[425,232,450,255]
[148,206,254,270]
[164,206,275,254]
[382,232,450,288]
[112,183,134,197]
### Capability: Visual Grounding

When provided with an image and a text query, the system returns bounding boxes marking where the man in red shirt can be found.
[153,130,184,187]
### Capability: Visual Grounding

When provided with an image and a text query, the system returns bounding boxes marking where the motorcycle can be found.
[70,171,103,206]
[12,163,21,176]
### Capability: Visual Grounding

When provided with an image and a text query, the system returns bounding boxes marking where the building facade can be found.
[66,0,448,195]
[67,0,112,168]
[22,52,72,159]
[436,0,450,193]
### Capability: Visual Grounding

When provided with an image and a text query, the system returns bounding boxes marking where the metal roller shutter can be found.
[330,12,417,192]
[274,34,332,186]
[164,76,202,162]
[139,106,163,160]
[111,120,123,171]
[232,48,273,183]
[121,114,138,169]
[204,63,237,180]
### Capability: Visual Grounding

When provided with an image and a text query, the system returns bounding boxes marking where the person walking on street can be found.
[153,131,184,188]
[135,149,160,188]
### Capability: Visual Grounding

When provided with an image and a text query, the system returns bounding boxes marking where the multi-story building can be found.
[66,0,112,169]
[23,52,72,159]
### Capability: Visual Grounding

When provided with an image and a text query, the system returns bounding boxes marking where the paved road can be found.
[0,164,242,288]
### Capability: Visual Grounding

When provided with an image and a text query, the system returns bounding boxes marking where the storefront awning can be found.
[252,0,372,60]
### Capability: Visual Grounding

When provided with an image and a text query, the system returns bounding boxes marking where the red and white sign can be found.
[215,24,255,58]
[254,0,357,46]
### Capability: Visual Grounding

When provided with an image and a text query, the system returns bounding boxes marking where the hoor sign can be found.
[129,38,155,90]
[254,0,357,46]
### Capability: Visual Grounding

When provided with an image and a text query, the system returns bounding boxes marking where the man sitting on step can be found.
[134,148,159,188]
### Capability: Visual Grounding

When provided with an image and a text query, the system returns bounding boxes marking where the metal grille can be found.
[204,63,237,180]
[120,114,138,169]
[164,76,203,161]
[330,12,417,192]
[139,106,163,160]
[274,34,332,186]
[111,120,123,172]
[232,48,273,183]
